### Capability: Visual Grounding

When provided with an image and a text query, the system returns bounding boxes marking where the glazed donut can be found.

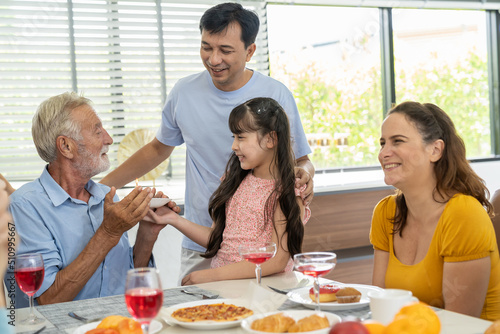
[309,284,340,303]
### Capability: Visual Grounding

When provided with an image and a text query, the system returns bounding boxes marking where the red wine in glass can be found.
[125,268,163,334]
[14,266,44,296]
[238,242,277,284]
[125,287,163,321]
[242,252,274,265]
[294,252,337,312]
[295,263,335,278]
[14,253,45,325]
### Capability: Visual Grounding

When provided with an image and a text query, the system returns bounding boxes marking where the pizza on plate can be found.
[171,303,253,322]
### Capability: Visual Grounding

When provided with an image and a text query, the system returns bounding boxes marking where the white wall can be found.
[471,160,500,195]
[127,224,182,289]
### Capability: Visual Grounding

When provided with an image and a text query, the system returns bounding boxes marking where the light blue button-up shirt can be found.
[7,166,136,308]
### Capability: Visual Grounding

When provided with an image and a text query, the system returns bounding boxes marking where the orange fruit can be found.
[117,318,142,334]
[97,315,129,329]
[362,320,386,334]
[485,320,500,334]
[385,302,440,334]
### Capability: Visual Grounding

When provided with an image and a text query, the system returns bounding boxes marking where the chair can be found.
[491,189,500,251]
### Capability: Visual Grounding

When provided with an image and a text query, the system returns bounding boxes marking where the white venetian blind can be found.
[0,0,73,181]
[0,0,270,182]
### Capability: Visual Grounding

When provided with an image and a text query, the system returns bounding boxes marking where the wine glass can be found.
[293,252,337,311]
[239,241,277,285]
[125,268,163,334]
[14,253,45,325]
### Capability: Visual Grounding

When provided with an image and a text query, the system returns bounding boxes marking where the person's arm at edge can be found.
[0,175,14,196]
[295,155,314,205]
[372,249,389,288]
[100,138,174,189]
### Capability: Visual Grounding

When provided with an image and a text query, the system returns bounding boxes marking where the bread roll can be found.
[336,287,362,303]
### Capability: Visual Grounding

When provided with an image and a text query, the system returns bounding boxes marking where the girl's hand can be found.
[153,191,181,214]
[181,269,214,285]
[144,204,180,225]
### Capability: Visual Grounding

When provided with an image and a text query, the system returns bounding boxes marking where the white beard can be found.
[76,145,110,178]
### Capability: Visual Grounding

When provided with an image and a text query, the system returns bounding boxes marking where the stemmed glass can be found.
[239,241,277,285]
[14,253,45,325]
[125,268,163,334]
[294,252,337,311]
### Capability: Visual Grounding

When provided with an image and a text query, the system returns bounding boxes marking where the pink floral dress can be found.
[211,173,311,271]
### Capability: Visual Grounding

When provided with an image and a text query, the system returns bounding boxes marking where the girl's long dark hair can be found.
[388,101,492,236]
[203,97,304,258]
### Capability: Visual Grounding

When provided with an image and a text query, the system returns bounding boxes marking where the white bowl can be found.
[149,198,171,208]
[241,310,341,333]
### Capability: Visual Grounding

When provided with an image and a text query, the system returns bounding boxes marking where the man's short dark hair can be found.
[199,2,259,48]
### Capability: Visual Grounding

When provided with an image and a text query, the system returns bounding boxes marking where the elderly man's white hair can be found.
[32,92,92,163]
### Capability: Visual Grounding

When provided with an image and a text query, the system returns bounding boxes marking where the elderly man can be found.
[7,92,173,307]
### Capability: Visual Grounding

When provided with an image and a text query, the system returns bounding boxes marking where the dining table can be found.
[13,271,493,334]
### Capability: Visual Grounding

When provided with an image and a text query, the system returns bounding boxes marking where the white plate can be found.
[149,198,171,208]
[287,284,383,311]
[72,319,162,334]
[162,299,251,330]
[241,310,341,334]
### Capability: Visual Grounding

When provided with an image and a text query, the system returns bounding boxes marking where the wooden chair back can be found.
[492,190,500,251]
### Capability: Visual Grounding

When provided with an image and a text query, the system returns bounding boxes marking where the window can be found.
[268,4,497,174]
[268,5,382,169]
[0,0,267,184]
[393,9,490,158]
[1,0,499,192]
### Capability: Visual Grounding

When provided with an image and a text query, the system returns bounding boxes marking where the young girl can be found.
[149,97,311,285]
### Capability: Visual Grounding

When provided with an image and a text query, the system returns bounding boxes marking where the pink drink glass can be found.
[14,253,45,325]
[125,268,163,334]
[239,242,277,284]
[294,252,337,311]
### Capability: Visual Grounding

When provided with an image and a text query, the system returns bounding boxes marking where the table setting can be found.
[12,250,494,334]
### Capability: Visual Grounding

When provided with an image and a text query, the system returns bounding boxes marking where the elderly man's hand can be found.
[101,186,153,239]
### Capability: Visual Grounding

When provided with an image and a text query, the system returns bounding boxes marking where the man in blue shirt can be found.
[8,92,174,307]
[101,2,315,283]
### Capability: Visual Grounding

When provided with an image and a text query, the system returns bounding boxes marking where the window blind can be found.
[269,0,500,10]
[0,0,269,182]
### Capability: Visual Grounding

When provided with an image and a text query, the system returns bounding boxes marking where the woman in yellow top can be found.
[370,101,500,321]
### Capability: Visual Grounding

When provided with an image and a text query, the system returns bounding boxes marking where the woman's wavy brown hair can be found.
[388,101,492,236]
[202,97,304,258]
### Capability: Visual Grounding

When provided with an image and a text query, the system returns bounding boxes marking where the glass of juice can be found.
[125,268,163,334]
[14,253,45,325]
[294,252,337,311]
[238,242,277,285]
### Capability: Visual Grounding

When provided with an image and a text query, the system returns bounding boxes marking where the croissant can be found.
[251,313,296,333]
[287,314,330,332]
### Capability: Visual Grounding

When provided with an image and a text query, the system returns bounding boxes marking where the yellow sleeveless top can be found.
[370,194,500,321]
